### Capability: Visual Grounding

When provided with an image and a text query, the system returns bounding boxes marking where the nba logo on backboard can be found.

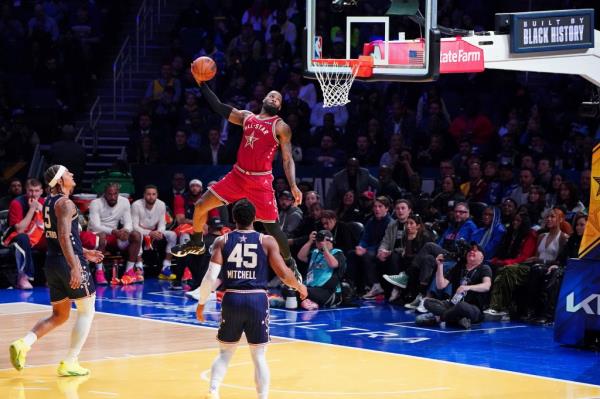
[314,36,323,59]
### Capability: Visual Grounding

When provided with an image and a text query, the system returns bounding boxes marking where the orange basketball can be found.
[191,56,217,82]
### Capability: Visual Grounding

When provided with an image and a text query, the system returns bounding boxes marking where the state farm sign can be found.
[364,37,484,74]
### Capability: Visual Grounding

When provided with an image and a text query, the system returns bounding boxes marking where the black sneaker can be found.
[171,240,205,257]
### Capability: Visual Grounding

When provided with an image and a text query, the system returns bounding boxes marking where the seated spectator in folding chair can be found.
[0,178,23,211]
[472,206,506,260]
[416,243,492,330]
[4,178,45,289]
[87,183,141,285]
[130,185,177,283]
[297,230,346,310]
[347,196,392,299]
[484,206,571,321]
[488,212,537,276]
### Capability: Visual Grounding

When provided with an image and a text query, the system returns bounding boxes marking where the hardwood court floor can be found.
[1,303,600,399]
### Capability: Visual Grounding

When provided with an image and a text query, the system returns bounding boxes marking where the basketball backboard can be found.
[304,0,441,82]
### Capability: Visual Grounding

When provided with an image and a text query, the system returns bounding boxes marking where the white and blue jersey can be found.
[306,248,343,293]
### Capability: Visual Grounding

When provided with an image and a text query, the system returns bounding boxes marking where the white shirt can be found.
[88,196,132,234]
[131,199,167,235]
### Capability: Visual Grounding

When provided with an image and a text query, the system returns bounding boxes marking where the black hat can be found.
[279,190,293,200]
[316,230,334,242]
[207,217,224,228]
[469,242,485,256]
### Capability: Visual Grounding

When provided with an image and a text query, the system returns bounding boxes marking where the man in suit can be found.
[325,158,379,209]
[198,127,233,165]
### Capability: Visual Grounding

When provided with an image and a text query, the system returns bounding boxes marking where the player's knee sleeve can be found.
[262,222,291,260]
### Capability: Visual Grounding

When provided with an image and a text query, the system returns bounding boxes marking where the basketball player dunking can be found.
[171,79,302,282]
[9,165,104,376]
[196,199,307,399]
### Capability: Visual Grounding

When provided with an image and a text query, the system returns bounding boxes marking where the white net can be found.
[313,60,360,108]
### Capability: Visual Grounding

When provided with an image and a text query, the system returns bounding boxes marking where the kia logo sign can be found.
[566,292,600,315]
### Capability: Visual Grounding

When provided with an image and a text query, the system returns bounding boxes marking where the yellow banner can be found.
[579,142,600,258]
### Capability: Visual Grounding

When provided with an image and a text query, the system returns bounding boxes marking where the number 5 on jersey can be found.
[227,243,258,268]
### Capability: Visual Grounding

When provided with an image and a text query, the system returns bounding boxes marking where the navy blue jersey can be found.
[221,230,269,290]
[43,194,83,257]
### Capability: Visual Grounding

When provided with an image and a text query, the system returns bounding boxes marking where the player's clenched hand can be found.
[291,185,302,207]
[70,266,82,289]
[196,304,205,322]
[84,250,104,263]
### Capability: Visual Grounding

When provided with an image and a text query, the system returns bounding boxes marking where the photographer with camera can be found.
[415,243,492,329]
[297,230,346,310]
[386,202,477,312]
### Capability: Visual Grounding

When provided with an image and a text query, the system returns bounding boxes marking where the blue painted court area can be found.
[2,279,599,386]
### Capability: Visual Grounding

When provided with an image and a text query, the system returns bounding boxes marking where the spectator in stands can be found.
[472,206,506,260]
[484,207,571,320]
[88,183,141,285]
[164,172,187,213]
[536,156,553,191]
[377,165,403,202]
[310,102,348,130]
[428,175,465,224]
[132,135,160,165]
[49,125,86,186]
[310,112,342,147]
[500,197,518,228]
[336,190,362,224]
[153,86,179,131]
[198,127,231,165]
[305,134,345,168]
[320,209,358,255]
[556,181,586,223]
[164,129,198,165]
[523,185,546,227]
[326,158,378,209]
[278,190,303,239]
[489,212,537,272]
[383,100,416,147]
[365,117,385,155]
[460,161,488,202]
[523,214,587,324]
[179,92,202,127]
[379,135,403,168]
[448,99,494,148]
[288,67,317,108]
[488,161,516,205]
[354,135,378,167]
[6,178,45,289]
[545,173,564,208]
[416,133,451,169]
[227,22,262,64]
[145,62,182,104]
[510,168,535,206]
[127,112,160,160]
[349,196,392,298]
[416,243,492,329]
[28,3,59,42]
[131,185,177,283]
[297,229,346,310]
[452,139,472,181]
[0,177,22,210]
[300,190,320,214]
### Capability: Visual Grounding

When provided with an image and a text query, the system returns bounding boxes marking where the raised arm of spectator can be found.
[297,231,316,263]
[10,198,41,234]
[435,254,450,290]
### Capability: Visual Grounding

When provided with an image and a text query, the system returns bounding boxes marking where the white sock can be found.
[126,261,135,272]
[95,263,104,271]
[64,296,95,363]
[209,343,237,394]
[23,331,37,346]
[162,260,171,270]
[135,261,144,269]
[250,345,270,399]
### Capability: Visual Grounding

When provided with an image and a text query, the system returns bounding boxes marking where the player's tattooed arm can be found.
[278,121,302,206]
[55,198,82,288]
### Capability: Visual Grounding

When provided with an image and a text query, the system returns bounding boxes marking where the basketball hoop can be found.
[312,56,373,107]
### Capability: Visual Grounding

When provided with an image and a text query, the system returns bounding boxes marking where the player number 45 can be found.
[227,243,258,269]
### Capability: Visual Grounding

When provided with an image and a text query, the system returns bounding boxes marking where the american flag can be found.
[408,49,424,65]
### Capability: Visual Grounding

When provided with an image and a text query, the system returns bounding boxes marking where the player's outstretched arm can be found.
[196,237,225,321]
[277,121,301,206]
[199,82,250,126]
[264,235,307,299]
[55,198,82,289]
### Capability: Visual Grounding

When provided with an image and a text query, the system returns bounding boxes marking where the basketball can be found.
[191,56,217,82]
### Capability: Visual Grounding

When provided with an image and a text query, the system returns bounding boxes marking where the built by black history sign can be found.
[510,9,594,53]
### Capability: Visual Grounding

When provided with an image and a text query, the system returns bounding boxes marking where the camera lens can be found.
[316,232,325,242]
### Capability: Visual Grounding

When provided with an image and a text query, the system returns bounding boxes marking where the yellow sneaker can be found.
[57,360,90,377]
[9,339,30,371]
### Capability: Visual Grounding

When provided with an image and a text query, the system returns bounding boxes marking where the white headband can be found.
[49,165,67,188]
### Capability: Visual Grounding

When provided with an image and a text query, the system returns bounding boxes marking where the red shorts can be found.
[105,233,130,251]
[79,231,99,250]
[209,167,278,223]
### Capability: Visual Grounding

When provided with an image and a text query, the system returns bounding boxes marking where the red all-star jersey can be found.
[236,114,280,172]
